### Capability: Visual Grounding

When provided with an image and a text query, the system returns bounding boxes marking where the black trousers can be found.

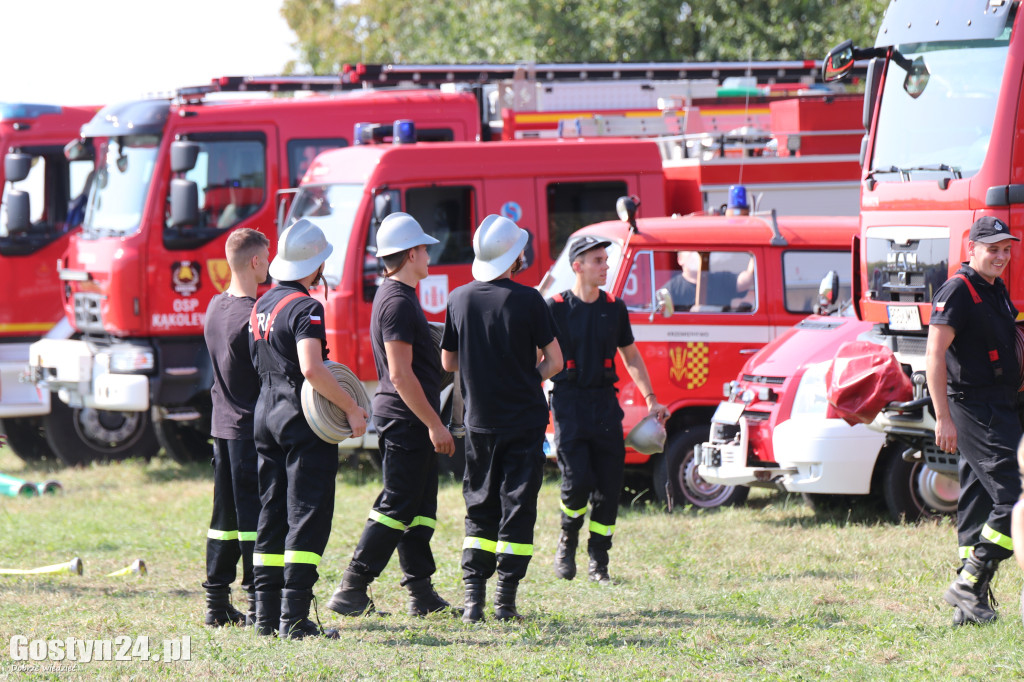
[253,379,338,593]
[949,397,1021,562]
[348,417,439,584]
[203,437,260,592]
[462,427,546,583]
[551,386,625,561]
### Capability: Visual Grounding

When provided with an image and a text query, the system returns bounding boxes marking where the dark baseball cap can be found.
[969,216,1019,244]
[568,236,612,262]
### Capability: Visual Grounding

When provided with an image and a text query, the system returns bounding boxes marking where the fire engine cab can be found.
[539,208,860,507]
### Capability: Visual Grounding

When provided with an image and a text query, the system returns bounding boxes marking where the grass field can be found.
[0,446,1021,682]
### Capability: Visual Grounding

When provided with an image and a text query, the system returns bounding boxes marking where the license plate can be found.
[887,305,922,332]
[712,401,745,425]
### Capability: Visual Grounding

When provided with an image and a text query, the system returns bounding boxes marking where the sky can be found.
[1,0,300,106]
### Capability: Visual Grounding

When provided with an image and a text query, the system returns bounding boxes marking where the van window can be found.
[654,250,757,313]
[547,181,627,258]
[287,138,347,188]
[782,250,851,313]
[404,186,475,265]
[621,251,655,311]
[174,135,266,231]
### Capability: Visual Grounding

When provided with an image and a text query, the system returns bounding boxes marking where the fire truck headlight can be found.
[790,361,831,417]
[107,347,155,373]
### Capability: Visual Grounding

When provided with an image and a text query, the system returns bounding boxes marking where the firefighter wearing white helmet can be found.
[327,212,460,618]
[441,214,563,623]
[547,235,667,586]
[248,217,368,639]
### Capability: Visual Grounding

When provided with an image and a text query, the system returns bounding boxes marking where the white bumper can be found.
[0,343,49,418]
[773,416,885,494]
[698,417,795,486]
[28,338,149,412]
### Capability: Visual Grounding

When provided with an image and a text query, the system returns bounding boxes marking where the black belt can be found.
[950,385,1018,405]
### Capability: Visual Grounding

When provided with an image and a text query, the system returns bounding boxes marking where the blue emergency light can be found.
[353,122,374,145]
[393,119,415,144]
[728,185,749,211]
[0,103,62,122]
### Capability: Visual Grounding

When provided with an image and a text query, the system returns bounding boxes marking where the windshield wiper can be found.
[867,164,961,183]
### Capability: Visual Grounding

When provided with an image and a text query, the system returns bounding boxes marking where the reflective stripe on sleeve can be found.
[560,501,587,519]
[981,524,1013,551]
[369,510,408,531]
[589,521,615,537]
[409,516,436,529]
[253,553,284,567]
[496,541,533,556]
[207,529,239,541]
[238,531,258,542]
[284,550,321,566]
[959,546,973,561]
[462,536,498,553]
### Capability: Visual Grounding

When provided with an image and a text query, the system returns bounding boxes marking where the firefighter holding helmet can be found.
[327,212,459,618]
[249,218,368,639]
[925,215,1023,626]
[441,214,563,622]
[548,236,668,585]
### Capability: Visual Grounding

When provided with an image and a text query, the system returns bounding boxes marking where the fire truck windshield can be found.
[83,135,159,236]
[286,183,360,287]
[537,236,623,299]
[871,26,1013,181]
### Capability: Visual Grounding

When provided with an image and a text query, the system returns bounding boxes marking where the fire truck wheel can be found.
[152,413,214,465]
[0,417,58,463]
[880,446,957,522]
[43,400,159,467]
[655,426,750,510]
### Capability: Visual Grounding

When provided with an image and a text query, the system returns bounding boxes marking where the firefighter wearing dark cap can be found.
[249,217,368,639]
[548,236,668,585]
[327,212,458,618]
[441,214,563,623]
[926,215,1023,625]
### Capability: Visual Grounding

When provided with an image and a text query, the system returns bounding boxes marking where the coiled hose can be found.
[301,360,372,444]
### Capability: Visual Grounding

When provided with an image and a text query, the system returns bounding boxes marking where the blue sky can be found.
[1,0,298,106]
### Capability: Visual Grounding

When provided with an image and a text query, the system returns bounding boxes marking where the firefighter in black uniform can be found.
[249,218,368,639]
[327,212,458,618]
[202,227,270,627]
[548,236,668,585]
[926,215,1023,625]
[441,214,563,623]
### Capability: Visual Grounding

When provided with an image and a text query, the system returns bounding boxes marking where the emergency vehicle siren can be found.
[301,360,372,444]
[0,557,83,576]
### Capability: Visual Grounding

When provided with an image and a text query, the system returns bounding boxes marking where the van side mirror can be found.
[4,190,31,234]
[362,248,380,302]
[822,40,855,82]
[818,270,841,310]
[4,153,32,183]
[169,178,199,227]
[63,139,94,162]
[170,141,200,174]
[655,287,675,319]
[373,190,399,222]
[616,195,639,233]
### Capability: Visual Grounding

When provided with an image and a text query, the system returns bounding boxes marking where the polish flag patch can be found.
[309,314,322,325]
[935,300,946,312]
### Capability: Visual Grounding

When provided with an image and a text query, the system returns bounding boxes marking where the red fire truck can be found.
[0,102,108,463]
[539,210,860,507]
[22,86,481,466]
[810,0,1021,495]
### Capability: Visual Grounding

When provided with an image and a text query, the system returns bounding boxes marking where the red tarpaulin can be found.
[826,341,913,426]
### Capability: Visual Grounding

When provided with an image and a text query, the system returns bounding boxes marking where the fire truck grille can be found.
[894,335,927,357]
[741,374,785,385]
[864,233,949,304]
[73,293,105,333]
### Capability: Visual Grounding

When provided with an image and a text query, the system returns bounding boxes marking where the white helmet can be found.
[472,214,529,282]
[269,218,334,282]
[624,414,666,455]
[375,212,439,258]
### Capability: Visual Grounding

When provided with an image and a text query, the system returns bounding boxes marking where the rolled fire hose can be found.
[0,557,83,576]
[301,360,372,444]
[0,472,39,498]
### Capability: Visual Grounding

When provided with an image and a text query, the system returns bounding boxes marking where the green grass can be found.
[0,446,1021,681]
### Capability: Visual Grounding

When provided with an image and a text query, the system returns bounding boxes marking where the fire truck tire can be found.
[880,446,957,522]
[0,417,57,463]
[655,426,750,510]
[43,400,159,467]
[152,413,214,465]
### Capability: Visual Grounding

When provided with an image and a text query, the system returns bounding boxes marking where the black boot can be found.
[944,553,999,624]
[255,590,281,637]
[279,589,339,640]
[406,578,462,617]
[494,580,523,622]
[462,579,486,624]
[554,530,578,580]
[326,568,380,617]
[204,587,246,627]
[245,590,257,627]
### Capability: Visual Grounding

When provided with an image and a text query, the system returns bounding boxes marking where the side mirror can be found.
[616,195,639,233]
[275,188,298,228]
[63,139,94,162]
[4,153,32,183]
[655,287,675,319]
[169,178,199,227]
[822,40,855,83]
[170,141,200,174]
[4,190,31,234]
[818,270,841,308]
[362,248,379,302]
[373,189,399,223]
